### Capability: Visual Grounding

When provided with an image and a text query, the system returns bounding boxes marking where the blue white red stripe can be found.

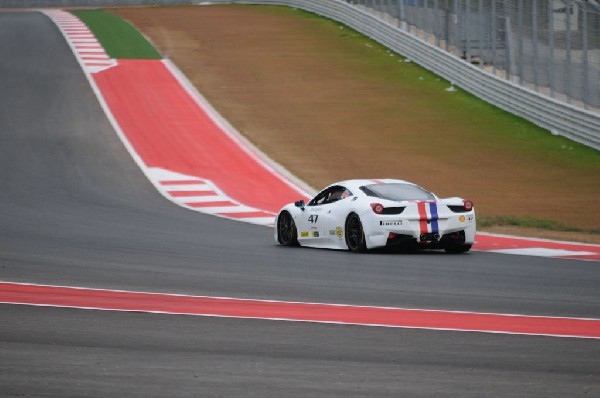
[416,201,439,238]
[429,202,439,235]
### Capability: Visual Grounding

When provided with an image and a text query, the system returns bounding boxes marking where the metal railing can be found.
[351,0,600,112]
[2,0,599,149]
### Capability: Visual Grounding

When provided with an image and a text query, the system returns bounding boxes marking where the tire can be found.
[277,211,299,246]
[445,244,472,254]
[345,213,367,253]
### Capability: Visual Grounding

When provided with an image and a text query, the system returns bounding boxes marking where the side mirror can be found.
[294,200,305,211]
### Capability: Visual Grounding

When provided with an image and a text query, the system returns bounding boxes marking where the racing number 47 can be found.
[308,215,319,224]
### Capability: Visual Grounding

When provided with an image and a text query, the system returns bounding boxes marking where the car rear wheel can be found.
[345,213,367,252]
[277,211,298,246]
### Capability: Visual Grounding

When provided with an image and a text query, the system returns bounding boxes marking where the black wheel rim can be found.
[347,216,363,250]
[278,212,294,245]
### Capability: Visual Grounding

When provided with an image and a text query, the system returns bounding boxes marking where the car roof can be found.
[328,179,417,191]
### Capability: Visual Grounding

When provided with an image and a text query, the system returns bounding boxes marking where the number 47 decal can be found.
[308,215,319,223]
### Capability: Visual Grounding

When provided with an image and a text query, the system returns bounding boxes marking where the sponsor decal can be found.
[335,226,344,238]
[329,230,336,236]
[300,231,309,238]
[312,231,320,238]
[380,220,403,226]
[459,215,466,222]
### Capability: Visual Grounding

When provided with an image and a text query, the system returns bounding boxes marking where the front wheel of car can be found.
[277,211,299,246]
[345,213,367,253]
[445,244,472,254]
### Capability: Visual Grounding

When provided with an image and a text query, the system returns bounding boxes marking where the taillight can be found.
[463,199,474,211]
[371,203,384,214]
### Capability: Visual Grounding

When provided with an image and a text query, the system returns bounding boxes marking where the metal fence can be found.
[1,0,599,148]
[350,0,600,112]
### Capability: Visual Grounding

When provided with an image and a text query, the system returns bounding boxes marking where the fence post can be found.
[491,0,496,73]
[532,0,538,90]
[398,0,407,30]
[582,3,589,109]
[548,0,554,98]
[517,0,523,84]
[504,0,512,80]
[566,0,572,104]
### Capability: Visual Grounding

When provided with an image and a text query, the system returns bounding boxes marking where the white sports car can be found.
[275,179,475,253]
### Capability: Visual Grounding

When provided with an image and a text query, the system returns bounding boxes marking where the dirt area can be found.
[112,5,599,243]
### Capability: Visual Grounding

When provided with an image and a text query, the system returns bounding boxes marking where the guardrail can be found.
[2,0,598,149]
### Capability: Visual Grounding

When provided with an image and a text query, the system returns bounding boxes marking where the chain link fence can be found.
[2,0,599,111]
[348,0,600,112]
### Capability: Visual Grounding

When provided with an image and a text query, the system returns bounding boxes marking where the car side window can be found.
[308,186,352,206]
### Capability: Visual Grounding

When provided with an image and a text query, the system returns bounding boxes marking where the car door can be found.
[299,186,351,248]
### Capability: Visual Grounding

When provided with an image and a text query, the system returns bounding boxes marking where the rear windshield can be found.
[360,183,435,202]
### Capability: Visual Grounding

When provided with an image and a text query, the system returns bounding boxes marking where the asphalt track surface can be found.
[1,11,599,397]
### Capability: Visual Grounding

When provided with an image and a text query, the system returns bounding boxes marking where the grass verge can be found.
[71,9,161,59]
[478,216,600,235]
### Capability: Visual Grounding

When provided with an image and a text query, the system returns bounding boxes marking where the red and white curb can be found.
[2,281,599,339]
[43,9,290,227]
[42,9,115,73]
[474,232,600,261]
[148,168,276,225]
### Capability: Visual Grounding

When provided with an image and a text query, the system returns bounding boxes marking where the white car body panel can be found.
[275,179,476,252]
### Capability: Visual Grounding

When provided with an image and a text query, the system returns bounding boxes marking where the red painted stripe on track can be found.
[187,200,237,208]
[475,234,600,252]
[85,63,113,67]
[219,211,275,218]
[474,234,600,260]
[168,190,216,197]
[1,282,598,339]
[93,60,307,213]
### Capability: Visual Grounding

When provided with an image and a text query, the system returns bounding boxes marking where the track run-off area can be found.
[48,8,600,261]
[1,8,599,397]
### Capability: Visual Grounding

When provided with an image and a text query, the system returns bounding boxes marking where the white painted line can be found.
[194,205,258,214]
[162,184,212,192]
[78,50,106,54]
[173,196,224,203]
[235,216,276,225]
[490,248,597,257]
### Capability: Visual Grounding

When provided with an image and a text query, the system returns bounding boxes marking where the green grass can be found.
[283,6,600,166]
[71,9,161,59]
